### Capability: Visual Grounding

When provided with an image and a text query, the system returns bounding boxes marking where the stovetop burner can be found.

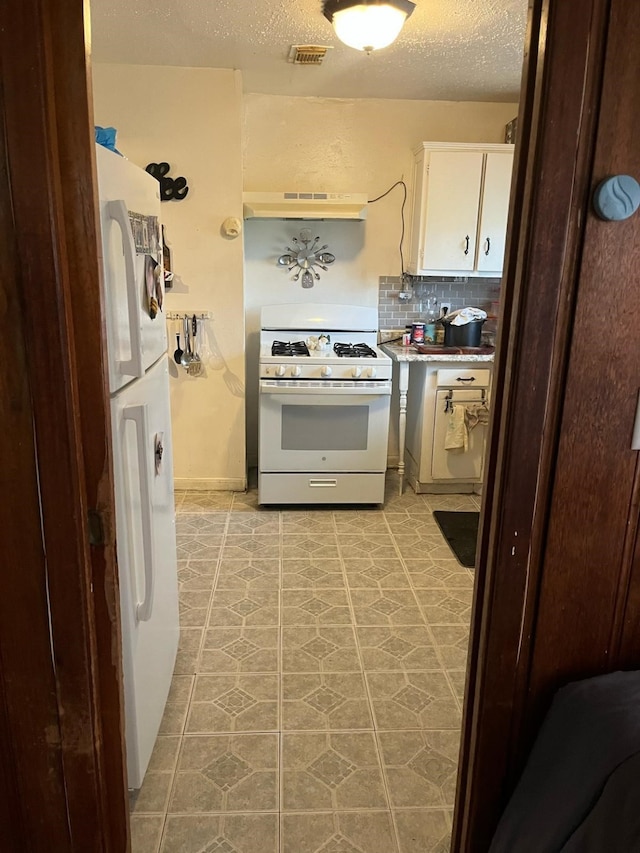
[271,340,310,357]
[333,342,377,358]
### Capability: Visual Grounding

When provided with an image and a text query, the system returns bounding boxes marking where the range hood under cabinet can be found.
[243,191,368,221]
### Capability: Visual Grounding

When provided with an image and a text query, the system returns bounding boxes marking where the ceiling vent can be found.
[288,45,332,65]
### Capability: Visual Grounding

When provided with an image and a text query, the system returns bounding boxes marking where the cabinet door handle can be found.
[464,235,470,255]
[485,237,491,255]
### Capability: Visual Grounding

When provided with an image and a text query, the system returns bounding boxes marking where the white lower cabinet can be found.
[405,362,492,492]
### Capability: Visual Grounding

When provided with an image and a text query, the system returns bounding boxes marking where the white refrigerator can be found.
[96,143,179,790]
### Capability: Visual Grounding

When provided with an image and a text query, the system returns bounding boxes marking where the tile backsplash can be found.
[378,275,501,330]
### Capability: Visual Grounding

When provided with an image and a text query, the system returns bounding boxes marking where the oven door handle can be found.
[260,381,391,397]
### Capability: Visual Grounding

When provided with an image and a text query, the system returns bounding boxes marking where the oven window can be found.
[281,405,369,451]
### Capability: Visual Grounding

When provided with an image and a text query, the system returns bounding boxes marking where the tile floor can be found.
[130,474,479,853]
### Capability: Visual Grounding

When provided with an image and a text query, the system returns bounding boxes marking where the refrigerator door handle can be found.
[123,403,156,622]
[107,200,144,379]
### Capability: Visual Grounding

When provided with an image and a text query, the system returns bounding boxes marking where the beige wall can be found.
[242,94,517,464]
[92,64,246,489]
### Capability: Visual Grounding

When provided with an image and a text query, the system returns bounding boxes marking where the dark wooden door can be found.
[454,0,640,849]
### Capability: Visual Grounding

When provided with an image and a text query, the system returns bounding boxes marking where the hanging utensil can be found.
[278,254,295,266]
[180,315,192,369]
[188,315,203,376]
[301,270,314,288]
[173,332,183,365]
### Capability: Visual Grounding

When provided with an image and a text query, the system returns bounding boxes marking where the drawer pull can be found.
[456,376,476,383]
[309,479,337,488]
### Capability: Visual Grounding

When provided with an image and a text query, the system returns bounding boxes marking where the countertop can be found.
[380,342,496,363]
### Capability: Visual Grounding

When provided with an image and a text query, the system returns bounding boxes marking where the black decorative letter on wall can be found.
[145,162,190,201]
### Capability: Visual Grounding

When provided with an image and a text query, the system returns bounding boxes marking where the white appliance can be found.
[96,143,179,790]
[243,191,368,220]
[258,304,392,504]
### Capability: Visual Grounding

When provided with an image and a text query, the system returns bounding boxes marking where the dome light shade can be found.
[323,0,416,54]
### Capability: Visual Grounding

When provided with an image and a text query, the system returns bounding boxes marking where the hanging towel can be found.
[445,404,468,452]
[465,402,490,431]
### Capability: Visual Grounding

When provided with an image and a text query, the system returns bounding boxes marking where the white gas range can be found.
[258,304,392,505]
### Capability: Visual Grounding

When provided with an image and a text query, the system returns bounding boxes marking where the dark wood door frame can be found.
[0,0,128,849]
[454,0,640,849]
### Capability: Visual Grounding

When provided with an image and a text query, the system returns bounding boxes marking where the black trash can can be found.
[442,319,485,347]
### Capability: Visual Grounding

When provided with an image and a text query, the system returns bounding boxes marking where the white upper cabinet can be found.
[408,143,514,277]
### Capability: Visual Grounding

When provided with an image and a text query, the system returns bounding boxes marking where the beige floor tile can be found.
[393,810,452,853]
[430,626,469,669]
[176,513,228,536]
[333,512,389,534]
[337,534,398,561]
[382,491,432,514]
[227,514,281,536]
[178,560,218,592]
[350,590,425,626]
[282,534,340,560]
[281,811,397,853]
[179,589,213,627]
[186,674,278,733]
[176,534,223,562]
[446,670,467,705]
[356,626,440,671]
[378,730,460,809]
[148,737,182,774]
[200,627,279,674]
[180,492,234,513]
[132,771,174,813]
[282,514,336,534]
[230,491,264,512]
[366,672,461,730]
[208,590,279,628]
[415,588,473,626]
[174,629,204,675]
[384,515,442,537]
[170,734,278,814]
[403,559,474,589]
[282,732,387,812]
[282,589,352,626]
[215,559,280,593]
[222,534,281,561]
[159,677,194,735]
[282,626,361,673]
[131,815,164,853]
[393,536,453,562]
[343,558,410,590]
[282,672,373,731]
[425,495,477,512]
[282,559,346,590]
[161,813,278,853]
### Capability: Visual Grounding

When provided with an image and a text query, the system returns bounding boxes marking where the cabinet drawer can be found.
[436,368,491,388]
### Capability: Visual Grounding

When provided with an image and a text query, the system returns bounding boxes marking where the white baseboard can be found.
[174,477,247,492]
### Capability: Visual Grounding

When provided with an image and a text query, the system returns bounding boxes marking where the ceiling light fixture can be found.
[323,0,416,54]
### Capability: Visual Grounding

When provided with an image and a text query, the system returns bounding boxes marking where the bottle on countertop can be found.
[435,305,448,345]
[424,297,438,344]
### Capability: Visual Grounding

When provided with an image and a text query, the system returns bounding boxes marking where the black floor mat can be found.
[433,510,479,568]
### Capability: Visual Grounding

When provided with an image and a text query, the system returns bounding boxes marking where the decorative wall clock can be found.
[278,228,336,288]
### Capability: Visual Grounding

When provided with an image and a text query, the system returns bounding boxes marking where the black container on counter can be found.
[442,319,485,347]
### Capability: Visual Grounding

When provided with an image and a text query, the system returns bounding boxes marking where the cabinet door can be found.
[431,390,486,481]
[422,151,484,272]
[476,151,514,273]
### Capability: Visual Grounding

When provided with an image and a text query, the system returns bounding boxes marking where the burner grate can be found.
[333,342,377,358]
[271,340,310,357]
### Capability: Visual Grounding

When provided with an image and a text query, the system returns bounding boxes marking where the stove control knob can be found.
[352,366,362,378]
[291,365,302,377]
[321,366,332,378]
[275,365,286,377]
[366,367,377,378]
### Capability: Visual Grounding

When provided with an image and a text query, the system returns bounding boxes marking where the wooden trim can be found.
[453,0,611,848]
[0,0,128,848]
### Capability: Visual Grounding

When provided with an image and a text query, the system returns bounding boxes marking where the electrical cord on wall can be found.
[368,179,410,291]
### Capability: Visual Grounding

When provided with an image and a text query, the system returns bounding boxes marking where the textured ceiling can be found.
[90,0,527,102]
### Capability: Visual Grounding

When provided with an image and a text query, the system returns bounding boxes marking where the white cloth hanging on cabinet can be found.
[445,404,468,452]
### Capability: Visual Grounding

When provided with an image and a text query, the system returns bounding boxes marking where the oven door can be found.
[259,380,391,473]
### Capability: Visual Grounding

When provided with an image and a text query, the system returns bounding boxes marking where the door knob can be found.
[593,175,640,221]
